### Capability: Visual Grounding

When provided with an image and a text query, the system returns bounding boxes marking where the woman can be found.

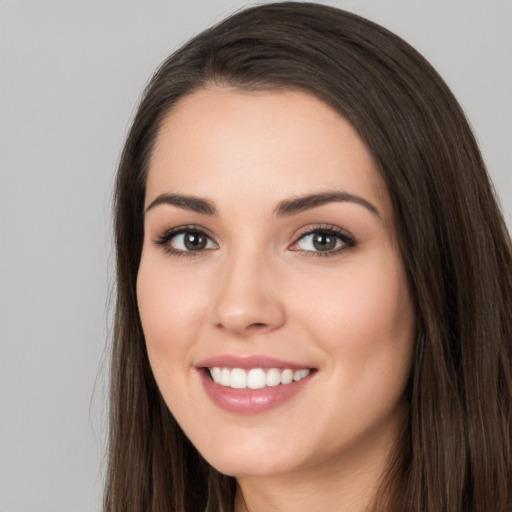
[105,3,512,511]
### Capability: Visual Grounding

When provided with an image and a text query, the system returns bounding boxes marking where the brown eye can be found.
[291,227,356,256]
[183,231,208,250]
[311,232,337,251]
[295,230,344,252]
[156,227,217,254]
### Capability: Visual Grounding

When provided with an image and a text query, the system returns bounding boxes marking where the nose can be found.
[208,249,286,337]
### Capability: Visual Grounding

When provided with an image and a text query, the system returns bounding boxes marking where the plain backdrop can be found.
[0,1,510,510]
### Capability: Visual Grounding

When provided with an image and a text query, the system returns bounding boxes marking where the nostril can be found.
[214,321,269,333]
[210,298,286,335]
[248,322,267,329]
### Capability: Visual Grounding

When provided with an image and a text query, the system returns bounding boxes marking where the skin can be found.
[137,87,416,512]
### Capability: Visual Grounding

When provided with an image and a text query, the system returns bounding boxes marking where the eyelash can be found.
[155,225,217,258]
[154,224,357,259]
[291,224,357,257]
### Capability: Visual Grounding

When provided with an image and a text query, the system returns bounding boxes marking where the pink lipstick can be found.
[196,355,315,414]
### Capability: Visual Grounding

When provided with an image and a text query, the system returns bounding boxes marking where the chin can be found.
[198,441,299,478]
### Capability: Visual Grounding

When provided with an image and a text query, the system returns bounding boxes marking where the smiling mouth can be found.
[207,367,311,390]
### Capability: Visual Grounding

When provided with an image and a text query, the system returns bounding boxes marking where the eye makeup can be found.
[289,223,357,258]
[154,224,218,258]
[153,222,357,259]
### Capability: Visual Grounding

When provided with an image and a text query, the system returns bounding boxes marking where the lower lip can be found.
[198,369,312,414]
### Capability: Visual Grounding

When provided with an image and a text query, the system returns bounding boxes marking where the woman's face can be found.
[137,88,415,480]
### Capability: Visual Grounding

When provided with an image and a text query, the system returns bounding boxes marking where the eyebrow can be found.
[144,190,380,218]
[145,193,217,215]
[274,191,380,218]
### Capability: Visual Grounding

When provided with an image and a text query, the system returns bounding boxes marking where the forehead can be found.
[146,87,392,221]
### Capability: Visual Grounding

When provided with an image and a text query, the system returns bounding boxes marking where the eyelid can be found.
[152,223,356,258]
[153,224,218,257]
[289,224,357,255]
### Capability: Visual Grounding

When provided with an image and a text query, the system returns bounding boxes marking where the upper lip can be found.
[195,354,313,370]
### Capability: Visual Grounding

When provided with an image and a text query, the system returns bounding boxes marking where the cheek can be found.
[136,253,205,370]
[137,262,174,350]
[136,252,212,422]
[293,251,415,390]
[292,259,415,448]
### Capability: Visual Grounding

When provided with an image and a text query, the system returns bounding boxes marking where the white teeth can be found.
[247,368,266,389]
[220,368,230,386]
[210,367,222,383]
[209,367,311,389]
[294,369,310,381]
[230,368,247,389]
[266,368,281,387]
[280,369,294,385]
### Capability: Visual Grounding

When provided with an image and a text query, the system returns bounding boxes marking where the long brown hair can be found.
[105,3,512,511]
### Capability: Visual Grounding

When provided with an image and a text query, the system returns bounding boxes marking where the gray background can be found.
[0,1,510,510]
